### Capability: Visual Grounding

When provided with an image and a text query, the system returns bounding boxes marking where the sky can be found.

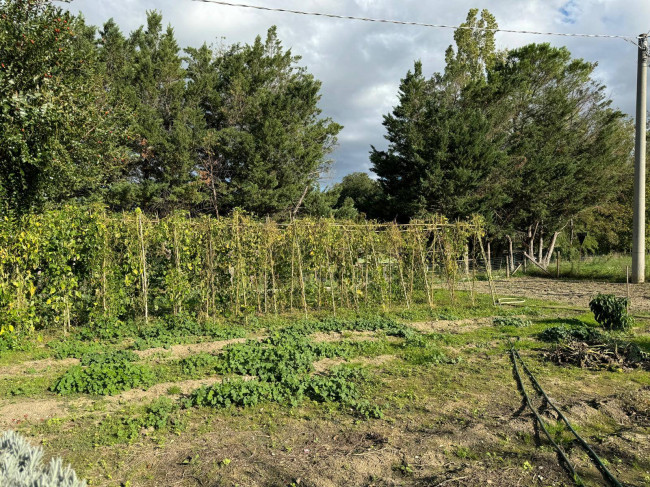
[62,0,650,185]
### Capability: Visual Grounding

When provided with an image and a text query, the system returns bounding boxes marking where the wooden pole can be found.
[627,265,631,310]
[487,241,492,274]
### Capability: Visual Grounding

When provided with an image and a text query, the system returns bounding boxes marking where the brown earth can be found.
[134,337,251,360]
[459,276,650,312]
[66,353,649,487]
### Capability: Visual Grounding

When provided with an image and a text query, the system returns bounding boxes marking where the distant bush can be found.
[589,294,634,331]
[0,430,86,486]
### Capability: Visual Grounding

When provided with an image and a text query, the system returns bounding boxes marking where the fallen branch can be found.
[522,252,550,274]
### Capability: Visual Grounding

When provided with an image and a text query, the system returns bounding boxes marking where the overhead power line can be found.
[192,0,639,44]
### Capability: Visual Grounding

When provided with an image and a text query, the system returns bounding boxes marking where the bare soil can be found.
[409,317,492,334]
[0,357,78,378]
[134,337,250,360]
[460,276,650,312]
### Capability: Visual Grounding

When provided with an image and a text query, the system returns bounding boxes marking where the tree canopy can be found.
[371,8,633,257]
[0,1,341,217]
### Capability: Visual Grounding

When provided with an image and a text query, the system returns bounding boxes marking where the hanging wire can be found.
[192,0,638,44]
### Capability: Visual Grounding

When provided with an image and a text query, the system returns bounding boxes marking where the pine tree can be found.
[187,27,341,216]
[104,12,206,213]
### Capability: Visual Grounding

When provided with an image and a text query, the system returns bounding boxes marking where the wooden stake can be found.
[478,237,497,306]
[137,211,149,324]
[627,265,631,310]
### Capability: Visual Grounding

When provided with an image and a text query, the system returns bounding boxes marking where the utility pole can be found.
[632,34,648,284]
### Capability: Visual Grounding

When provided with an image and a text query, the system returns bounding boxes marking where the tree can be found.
[0,0,130,214]
[370,60,507,221]
[371,9,633,268]
[186,27,342,217]
[102,12,206,214]
[489,44,633,268]
[331,172,383,219]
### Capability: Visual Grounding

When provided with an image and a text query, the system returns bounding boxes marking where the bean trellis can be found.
[0,207,484,331]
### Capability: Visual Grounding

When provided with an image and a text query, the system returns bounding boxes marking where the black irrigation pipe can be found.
[512,348,624,487]
[508,347,581,484]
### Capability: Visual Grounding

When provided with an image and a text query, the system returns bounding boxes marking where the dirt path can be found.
[459,276,650,311]
[409,317,492,334]
[0,357,79,378]
[134,337,251,360]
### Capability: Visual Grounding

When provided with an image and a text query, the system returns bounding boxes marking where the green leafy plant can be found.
[48,340,107,360]
[0,324,33,352]
[97,397,183,444]
[539,325,603,343]
[51,361,155,396]
[79,350,138,367]
[589,294,634,331]
[182,321,397,419]
[179,353,221,376]
[493,316,532,328]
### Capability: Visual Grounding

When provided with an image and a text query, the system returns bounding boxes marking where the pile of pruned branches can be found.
[546,339,648,370]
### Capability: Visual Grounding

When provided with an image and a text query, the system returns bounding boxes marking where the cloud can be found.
[64,0,650,182]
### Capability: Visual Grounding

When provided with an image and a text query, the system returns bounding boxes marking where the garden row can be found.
[0,207,481,336]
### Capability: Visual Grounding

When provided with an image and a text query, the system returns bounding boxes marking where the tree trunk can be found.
[293,185,310,218]
[506,235,515,272]
[523,251,551,274]
[538,232,543,263]
[487,242,491,273]
[543,232,560,269]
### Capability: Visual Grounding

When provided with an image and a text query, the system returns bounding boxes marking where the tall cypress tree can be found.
[187,27,341,216]
[104,12,205,213]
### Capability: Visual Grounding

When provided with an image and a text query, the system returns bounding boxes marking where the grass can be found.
[522,252,650,283]
[1,294,648,486]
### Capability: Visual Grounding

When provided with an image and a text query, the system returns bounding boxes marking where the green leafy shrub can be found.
[589,294,634,331]
[539,325,603,343]
[79,350,138,367]
[131,316,247,350]
[493,316,532,328]
[142,397,179,430]
[51,362,155,396]
[179,353,221,376]
[97,398,182,444]
[76,317,133,342]
[301,316,415,339]
[187,379,288,409]
[0,325,33,353]
[0,430,86,486]
[184,325,389,419]
[48,340,107,359]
